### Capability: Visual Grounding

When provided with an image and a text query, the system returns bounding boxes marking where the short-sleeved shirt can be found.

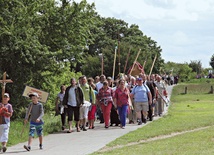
[0,103,13,124]
[97,87,114,103]
[68,87,77,106]
[131,85,150,102]
[114,87,130,107]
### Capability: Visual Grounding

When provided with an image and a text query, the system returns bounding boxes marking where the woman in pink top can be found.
[114,79,130,129]
[97,81,114,128]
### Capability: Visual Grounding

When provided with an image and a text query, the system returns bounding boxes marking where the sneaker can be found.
[24,145,31,151]
[2,146,7,152]
[39,144,43,150]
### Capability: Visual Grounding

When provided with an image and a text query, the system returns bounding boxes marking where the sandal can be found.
[77,128,80,132]
[67,130,72,133]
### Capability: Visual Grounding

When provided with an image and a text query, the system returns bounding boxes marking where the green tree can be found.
[210,54,214,69]
[189,60,202,74]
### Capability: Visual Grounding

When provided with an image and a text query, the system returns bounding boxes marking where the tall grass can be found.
[7,113,61,146]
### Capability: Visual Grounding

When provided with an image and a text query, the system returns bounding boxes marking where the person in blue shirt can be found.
[130,77,152,125]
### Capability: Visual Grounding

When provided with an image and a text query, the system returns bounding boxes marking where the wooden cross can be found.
[0,72,13,103]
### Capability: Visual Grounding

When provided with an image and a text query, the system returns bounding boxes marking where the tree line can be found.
[0,0,212,119]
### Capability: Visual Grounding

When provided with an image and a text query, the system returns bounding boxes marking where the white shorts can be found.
[0,124,10,142]
[79,106,89,119]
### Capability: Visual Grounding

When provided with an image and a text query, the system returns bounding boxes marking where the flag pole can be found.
[123,47,131,74]
[148,55,157,77]
[112,47,117,81]
[129,48,141,75]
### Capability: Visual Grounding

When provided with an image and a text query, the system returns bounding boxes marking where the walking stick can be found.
[157,90,170,106]
[20,103,33,137]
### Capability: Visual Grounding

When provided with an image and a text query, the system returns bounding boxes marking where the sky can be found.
[75,0,214,68]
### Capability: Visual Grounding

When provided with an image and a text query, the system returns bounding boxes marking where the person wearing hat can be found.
[130,77,152,125]
[23,92,44,151]
[0,93,13,153]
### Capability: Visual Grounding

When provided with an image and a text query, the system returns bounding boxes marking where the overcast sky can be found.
[75,0,214,68]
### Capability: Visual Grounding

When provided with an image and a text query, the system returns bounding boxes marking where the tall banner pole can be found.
[129,48,141,75]
[142,60,146,71]
[112,47,117,81]
[101,55,104,75]
[148,55,157,78]
[123,47,131,74]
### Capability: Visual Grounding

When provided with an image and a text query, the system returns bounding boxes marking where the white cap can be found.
[4,93,10,98]
[29,92,39,98]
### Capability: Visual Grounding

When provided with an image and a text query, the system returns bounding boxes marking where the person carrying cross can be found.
[0,93,13,153]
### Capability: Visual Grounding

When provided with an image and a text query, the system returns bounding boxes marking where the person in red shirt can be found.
[97,81,114,128]
[114,79,130,129]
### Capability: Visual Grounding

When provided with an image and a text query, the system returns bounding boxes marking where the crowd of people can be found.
[0,72,171,152]
[55,73,169,133]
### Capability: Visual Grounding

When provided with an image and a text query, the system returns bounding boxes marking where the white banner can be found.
[22,85,49,103]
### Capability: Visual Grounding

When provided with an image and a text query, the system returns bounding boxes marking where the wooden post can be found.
[210,86,213,94]
[185,86,187,94]
[123,47,131,74]
[129,49,141,75]
[148,55,157,78]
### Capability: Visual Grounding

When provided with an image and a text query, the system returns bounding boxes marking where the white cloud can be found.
[74,0,214,68]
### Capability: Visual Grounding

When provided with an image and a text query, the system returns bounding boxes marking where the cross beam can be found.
[0,72,13,102]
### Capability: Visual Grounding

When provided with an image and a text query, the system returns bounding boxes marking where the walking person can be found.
[63,78,84,133]
[24,92,44,151]
[55,85,67,130]
[155,75,167,116]
[79,76,95,131]
[114,79,131,129]
[97,81,114,128]
[140,73,157,121]
[130,77,152,124]
[88,83,97,129]
[0,93,13,152]
[127,76,136,124]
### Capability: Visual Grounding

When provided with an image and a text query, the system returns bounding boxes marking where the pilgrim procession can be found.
[1,0,214,154]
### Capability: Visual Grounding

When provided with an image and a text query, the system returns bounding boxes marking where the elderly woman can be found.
[97,81,114,128]
[114,79,130,129]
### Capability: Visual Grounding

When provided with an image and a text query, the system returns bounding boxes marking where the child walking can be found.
[0,93,13,153]
[23,92,44,151]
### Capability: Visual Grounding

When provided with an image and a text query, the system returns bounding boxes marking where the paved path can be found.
[7,85,173,155]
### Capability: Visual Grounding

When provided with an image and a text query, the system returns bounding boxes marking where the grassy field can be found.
[91,79,214,155]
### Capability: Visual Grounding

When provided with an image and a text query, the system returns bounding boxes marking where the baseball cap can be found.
[29,92,39,98]
[136,78,142,81]
[4,93,10,98]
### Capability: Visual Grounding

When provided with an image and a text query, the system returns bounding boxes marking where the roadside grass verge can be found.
[7,113,61,146]
[91,81,214,154]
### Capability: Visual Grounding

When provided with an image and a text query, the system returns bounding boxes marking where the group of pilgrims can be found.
[55,72,170,132]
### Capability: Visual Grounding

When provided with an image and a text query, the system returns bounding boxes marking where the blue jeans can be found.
[117,105,128,127]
